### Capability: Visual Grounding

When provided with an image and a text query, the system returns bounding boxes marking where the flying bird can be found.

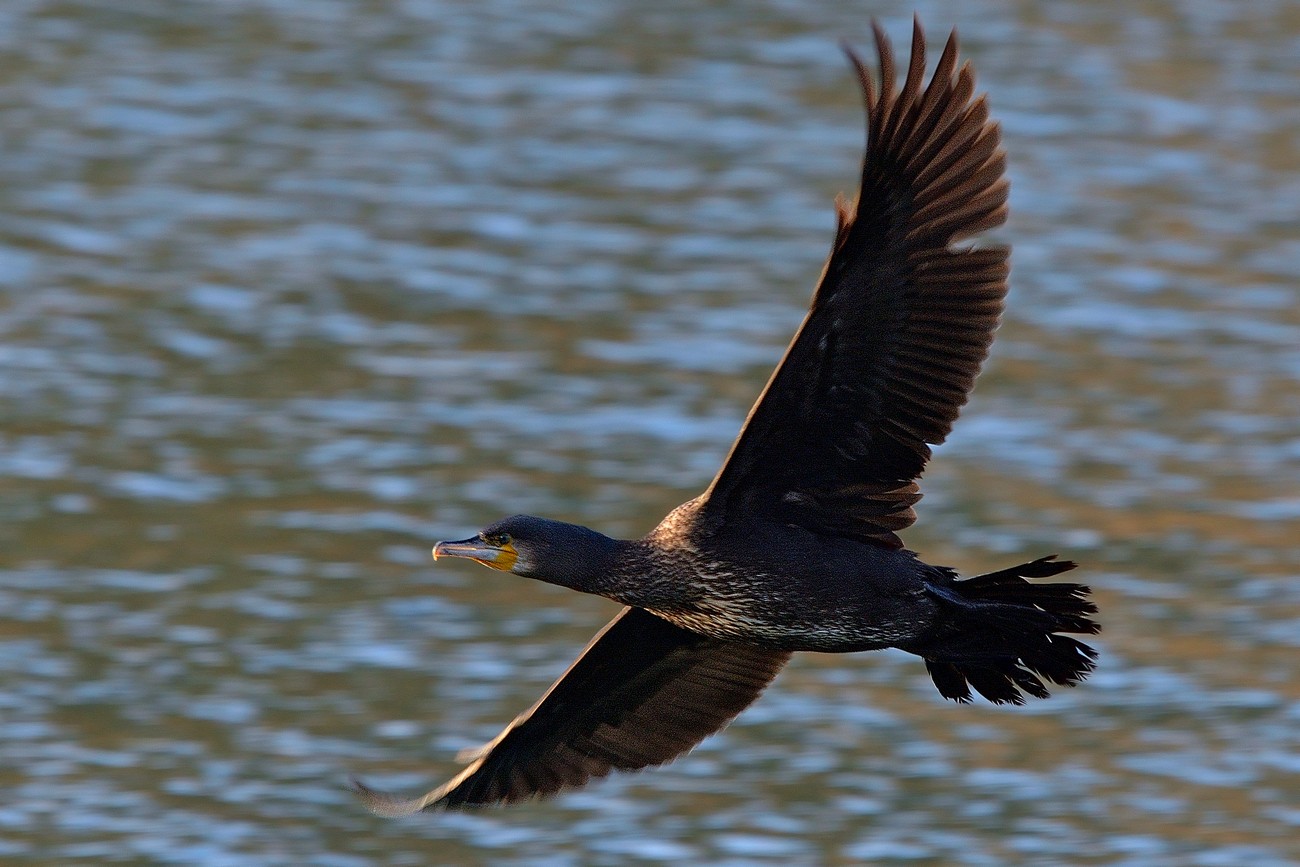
[355,17,1099,815]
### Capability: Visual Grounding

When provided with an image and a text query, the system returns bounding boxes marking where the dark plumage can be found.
[353,18,1100,815]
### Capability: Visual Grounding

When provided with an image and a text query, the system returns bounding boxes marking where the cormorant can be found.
[355,18,1099,815]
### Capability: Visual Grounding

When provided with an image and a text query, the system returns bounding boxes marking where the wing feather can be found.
[353,607,789,813]
[702,19,1009,545]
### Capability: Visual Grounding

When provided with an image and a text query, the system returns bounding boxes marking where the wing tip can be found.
[350,776,443,817]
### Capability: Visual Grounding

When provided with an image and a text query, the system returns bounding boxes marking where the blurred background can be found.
[1,0,1298,864]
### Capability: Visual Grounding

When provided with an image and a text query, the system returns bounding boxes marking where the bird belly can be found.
[647,591,927,652]
[629,538,937,651]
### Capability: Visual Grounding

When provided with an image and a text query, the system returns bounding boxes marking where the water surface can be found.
[2,1,1298,864]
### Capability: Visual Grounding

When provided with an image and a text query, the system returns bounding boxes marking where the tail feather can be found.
[919,556,1100,705]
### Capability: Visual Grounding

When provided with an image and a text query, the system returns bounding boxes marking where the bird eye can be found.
[483,532,511,547]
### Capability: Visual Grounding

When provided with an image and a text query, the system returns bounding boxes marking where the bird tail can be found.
[917,556,1100,705]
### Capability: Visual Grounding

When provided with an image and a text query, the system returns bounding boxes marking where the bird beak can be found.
[432,537,518,572]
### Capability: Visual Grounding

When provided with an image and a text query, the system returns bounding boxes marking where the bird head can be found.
[432,515,620,591]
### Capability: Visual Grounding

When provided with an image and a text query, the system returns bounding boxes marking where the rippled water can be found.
[2,1,1298,864]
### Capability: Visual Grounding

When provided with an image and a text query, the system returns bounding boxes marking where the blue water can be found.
[1,1,1298,864]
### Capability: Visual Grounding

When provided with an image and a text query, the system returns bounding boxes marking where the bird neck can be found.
[525,527,640,596]
[537,535,677,608]
[596,541,700,611]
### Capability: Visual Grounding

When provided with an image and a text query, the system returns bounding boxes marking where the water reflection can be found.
[1,1,1298,864]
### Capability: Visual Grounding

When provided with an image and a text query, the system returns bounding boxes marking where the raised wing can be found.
[353,607,789,812]
[702,19,1009,546]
